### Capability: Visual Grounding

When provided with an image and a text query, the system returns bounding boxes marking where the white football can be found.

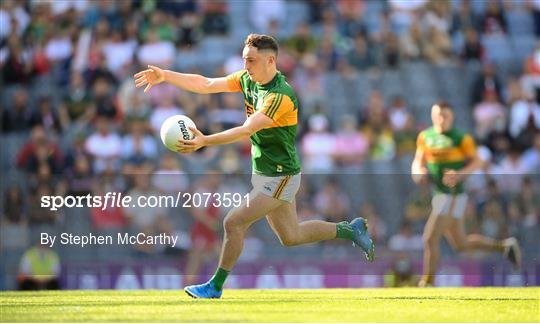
[160,115,196,152]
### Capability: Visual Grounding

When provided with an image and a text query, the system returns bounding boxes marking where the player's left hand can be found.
[442,169,461,188]
[176,127,206,153]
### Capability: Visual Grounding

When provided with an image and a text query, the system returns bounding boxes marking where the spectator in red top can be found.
[90,176,126,230]
[1,35,33,85]
[190,175,221,252]
[525,51,540,76]
[16,125,63,175]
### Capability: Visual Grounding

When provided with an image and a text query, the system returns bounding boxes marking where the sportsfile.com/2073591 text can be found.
[40,192,250,211]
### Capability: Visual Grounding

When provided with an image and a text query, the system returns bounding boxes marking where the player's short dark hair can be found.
[433,100,453,111]
[244,34,278,55]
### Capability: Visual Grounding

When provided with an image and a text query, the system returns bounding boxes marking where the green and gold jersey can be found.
[416,127,477,194]
[226,70,301,176]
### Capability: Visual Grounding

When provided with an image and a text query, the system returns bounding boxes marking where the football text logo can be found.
[178,120,191,140]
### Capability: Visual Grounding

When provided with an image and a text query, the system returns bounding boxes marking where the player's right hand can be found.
[134,65,165,93]
[442,169,460,188]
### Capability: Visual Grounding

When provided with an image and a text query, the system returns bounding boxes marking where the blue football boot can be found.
[184,281,222,299]
[350,217,375,262]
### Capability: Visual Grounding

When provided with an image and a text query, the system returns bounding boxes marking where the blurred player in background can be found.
[134,34,375,298]
[411,102,521,287]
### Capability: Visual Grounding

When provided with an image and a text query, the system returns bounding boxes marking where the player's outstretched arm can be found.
[134,65,233,94]
[176,112,274,153]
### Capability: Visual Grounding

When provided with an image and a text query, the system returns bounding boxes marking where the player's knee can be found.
[278,235,298,247]
[423,233,438,247]
[453,243,466,253]
[223,214,244,235]
[452,237,468,252]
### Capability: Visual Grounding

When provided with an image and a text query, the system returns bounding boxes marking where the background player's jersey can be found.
[226,70,301,176]
[416,127,477,194]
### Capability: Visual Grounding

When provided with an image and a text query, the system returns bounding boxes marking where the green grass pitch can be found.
[1,288,538,322]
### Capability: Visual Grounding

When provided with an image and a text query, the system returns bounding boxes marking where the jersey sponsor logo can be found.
[246,105,254,116]
[425,135,453,149]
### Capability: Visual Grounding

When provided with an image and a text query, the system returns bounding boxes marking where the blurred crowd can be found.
[1,0,539,286]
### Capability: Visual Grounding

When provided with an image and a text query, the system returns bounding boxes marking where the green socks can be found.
[336,221,355,240]
[209,267,230,291]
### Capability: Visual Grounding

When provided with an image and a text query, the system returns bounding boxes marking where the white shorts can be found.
[431,193,468,219]
[251,173,301,203]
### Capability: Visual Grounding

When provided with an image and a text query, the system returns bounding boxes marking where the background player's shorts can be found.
[251,173,301,203]
[431,193,468,219]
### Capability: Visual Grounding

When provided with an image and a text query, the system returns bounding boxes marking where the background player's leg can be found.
[443,209,522,269]
[218,193,283,270]
[444,216,504,253]
[421,211,453,286]
[266,199,338,246]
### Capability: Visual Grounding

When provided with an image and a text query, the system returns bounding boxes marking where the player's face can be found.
[242,46,272,83]
[431,105,454,131]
